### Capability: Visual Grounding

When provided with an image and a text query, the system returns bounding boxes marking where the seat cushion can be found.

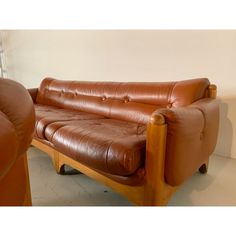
[46,119,146,176]
[34,104,105,139]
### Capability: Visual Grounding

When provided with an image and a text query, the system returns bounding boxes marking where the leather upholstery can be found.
[0,111,18,180]
[0,79,35,157]
[156,98,219,186]
[0,79,35,180]
[28,88,38,103]
[36,77,209,124]
[31,77,219,186]
[34,104,104,140]
[47,119,146,176]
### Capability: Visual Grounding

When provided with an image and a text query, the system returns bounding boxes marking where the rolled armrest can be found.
[152,98,219,186]
[28,88,38,103]
[190,98,220,155]
[0,79,35,180]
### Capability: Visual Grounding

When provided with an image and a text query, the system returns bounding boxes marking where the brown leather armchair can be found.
[0,79,35,206]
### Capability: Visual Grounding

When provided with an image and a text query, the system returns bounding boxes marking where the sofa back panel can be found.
[36,77,210,123]
[114,82,175,107]
[63,94,113,117]
[110,100,163,124]
[36,78,70,108]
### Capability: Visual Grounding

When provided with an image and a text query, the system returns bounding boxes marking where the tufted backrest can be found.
[36,77,210,124]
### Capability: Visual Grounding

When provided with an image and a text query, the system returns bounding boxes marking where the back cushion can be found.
[36,77,210,124]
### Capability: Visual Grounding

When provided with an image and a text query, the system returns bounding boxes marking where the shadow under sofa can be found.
[29,77,219,206]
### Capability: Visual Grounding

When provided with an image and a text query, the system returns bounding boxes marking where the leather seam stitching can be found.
[168,82,177,105]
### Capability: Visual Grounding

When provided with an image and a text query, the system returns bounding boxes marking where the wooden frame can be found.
[31,114,176,205]
[31,84,216,206]
[32,118,173,206]
[32,139,145,205]
[32,123,172,206]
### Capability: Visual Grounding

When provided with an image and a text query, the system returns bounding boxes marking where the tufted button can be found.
[101,96,106,101]
[124,96,129,103]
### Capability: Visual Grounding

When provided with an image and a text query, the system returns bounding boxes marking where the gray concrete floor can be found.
[28,147,236,206]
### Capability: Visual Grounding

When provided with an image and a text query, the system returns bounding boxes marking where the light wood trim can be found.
[144,113,177,206]
[58,152,145,205]
[23,153,32,206]
[200,84,217,174]
[31,139,63,173]
[32,139,55,159]
[208,84,217,99]
[31,139,145,205]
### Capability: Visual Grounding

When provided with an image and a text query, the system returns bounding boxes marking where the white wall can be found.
[1,30,236,158]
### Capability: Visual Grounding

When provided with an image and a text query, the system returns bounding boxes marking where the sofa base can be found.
[31,113,178,206]
[32,139,146,205]
[31,138,211,205]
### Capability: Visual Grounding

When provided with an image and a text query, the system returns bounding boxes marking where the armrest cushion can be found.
[0,79,35,158]
[155,98,219,186]
[28,88,38,103]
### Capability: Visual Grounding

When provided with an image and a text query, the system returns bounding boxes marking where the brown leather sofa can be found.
[0,79,35,206]
[29,77,219,205]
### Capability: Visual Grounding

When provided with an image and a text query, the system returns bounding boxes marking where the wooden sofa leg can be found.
[53,151,65,174]
[144,113,177,206]
[199,160,209,174]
